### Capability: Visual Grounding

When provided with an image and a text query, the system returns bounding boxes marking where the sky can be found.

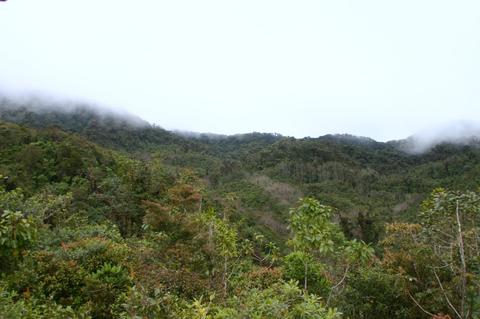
[1,0,480,141]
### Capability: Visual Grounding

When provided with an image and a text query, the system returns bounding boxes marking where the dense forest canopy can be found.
[0,100,479,318]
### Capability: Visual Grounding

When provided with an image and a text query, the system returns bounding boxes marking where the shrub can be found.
[84,263,132,318]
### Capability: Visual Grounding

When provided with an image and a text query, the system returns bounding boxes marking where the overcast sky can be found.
[1,1,479,141]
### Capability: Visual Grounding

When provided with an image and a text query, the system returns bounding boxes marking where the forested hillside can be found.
[1,101,479,318]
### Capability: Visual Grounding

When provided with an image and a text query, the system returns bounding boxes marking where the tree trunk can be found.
[455,200,467,318]
[223,256,228,298]
[304,261,308,291]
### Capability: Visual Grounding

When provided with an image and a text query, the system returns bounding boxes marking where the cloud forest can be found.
[0,100,479,318]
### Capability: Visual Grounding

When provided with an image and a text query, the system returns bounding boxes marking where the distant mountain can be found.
[0,97,201,153]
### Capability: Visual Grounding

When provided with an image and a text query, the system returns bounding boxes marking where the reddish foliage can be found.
[246,267,283,289]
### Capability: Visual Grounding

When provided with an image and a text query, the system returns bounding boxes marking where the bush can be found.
[214,280,340,319]
[0,284,91,319]
[340,267,411,319]
[84,263,132,318]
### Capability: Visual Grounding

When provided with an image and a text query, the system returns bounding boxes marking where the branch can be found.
[408,292,434,317]
[433,267,462,319]
[331,264,350,290]
[327,264,350,305]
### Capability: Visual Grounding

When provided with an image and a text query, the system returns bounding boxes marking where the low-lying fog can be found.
[2,94,480,155]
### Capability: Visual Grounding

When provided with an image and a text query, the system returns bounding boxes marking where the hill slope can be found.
[2,100,480,242]
[1,99,480,318]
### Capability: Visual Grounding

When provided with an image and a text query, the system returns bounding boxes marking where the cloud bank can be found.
[394,121,480,154]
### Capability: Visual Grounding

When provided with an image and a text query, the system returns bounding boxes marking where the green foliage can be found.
[0,210,37,271]
[24,191,73,226]
[84,263,132,318]
[56,237,128,273]
[198,208,240,297]
[3,226,130,318]
[0,285,91,319]
[213,281,340,319]
[3,106,480,318]
[341,267,411,319]
[199,208,238,259]
[115,286,181,319]
[289,198,345,255]
[0,184,25,211]
[382,189,480,318]
[283,251,330,296]
[418,189,480,318]
[287,198,373,296]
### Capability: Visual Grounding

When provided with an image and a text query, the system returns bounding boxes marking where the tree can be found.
[0,210,37,271]
[382,189,480,318]
[199,208,238,298]
[419,189,480,319]
[287,198,373,298]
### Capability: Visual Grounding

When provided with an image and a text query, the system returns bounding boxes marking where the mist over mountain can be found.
[2,94,480,156]
[390,121,480,154]
[0,95,200,153]
[0,95,148,128]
